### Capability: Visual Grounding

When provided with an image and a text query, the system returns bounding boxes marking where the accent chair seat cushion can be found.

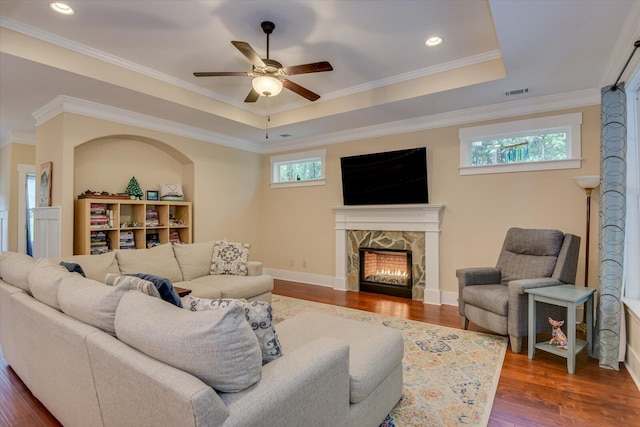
[461,284,508,316]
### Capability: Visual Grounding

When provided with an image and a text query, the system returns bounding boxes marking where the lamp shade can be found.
[573,175,600,189]
[252,76,283,97]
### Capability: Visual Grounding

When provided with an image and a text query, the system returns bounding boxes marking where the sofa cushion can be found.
[105,273,161,298]
[125,273,181,307]
[58,252,120,283]
[275,312,404,404]
[116,244,183,283]
[188,274,273,300]
[210,240,250,276]
[58,275,136,335]
[115,291,262,393]
[0,252,36,292]
[181,296,283,364]
[28,259,73,310]
[173,241,215,281]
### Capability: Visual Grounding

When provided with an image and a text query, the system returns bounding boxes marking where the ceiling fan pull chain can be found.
[265,96,271,139]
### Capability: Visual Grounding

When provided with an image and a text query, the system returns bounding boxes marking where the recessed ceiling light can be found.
[425,36,442,47]
[50,2,75,15]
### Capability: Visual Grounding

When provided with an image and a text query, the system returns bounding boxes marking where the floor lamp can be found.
[573,175,600,324]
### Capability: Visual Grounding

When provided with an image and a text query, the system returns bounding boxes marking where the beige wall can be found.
[36,113,264,259]
[32,104,601,298]
[0,142,36,252]
[261,105,602,297]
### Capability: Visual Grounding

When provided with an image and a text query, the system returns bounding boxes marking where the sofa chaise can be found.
[0,250,404,427]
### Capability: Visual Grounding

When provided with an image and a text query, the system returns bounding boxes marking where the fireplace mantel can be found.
[333,204,445,305]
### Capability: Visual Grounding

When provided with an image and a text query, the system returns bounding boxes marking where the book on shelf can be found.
[90,203,114,229]
[119,231,136,250]
[169,231,181,244]
[146,208,160,227]
[90,231,110,255]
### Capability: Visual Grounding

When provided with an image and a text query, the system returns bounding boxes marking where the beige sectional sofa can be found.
[0,250,404,427]
[59,242,274,302]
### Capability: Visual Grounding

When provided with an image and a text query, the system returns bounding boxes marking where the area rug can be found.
[270,295,507,426]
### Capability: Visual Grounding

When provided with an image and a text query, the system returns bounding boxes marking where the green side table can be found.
[525,285,596,374]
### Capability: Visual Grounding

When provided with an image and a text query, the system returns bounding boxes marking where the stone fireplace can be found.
[333,204,444,304]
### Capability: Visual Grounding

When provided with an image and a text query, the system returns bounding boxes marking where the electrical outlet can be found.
[289,259,294,267]
[303,260,307,268]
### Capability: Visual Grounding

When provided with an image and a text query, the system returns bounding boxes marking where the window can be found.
[459,113,582,175]
[270,149,326,188]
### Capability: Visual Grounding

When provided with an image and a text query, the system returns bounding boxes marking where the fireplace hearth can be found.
[359,248,412,298]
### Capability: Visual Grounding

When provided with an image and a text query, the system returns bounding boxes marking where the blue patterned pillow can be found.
[181,296,282,364]
[126,273,181,307]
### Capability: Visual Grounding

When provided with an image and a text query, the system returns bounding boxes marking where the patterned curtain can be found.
[595,83,627,369]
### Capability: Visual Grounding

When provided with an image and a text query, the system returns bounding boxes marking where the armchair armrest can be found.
[247,261,262,276]
[456,267,501,286]
[507,277,562,296]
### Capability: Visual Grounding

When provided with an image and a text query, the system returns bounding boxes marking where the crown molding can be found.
[263,88,600,153]
[32,96,263,153]
[0,131,36,148]
[268,50,503,115]
[29,85,598,155]
[599,1,640,88]
[0,17,249,111]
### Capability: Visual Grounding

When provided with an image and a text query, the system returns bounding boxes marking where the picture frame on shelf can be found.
[39,162,53,207]
[146,190,159,201]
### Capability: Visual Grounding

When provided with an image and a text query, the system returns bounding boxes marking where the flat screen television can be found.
[340,147,428,205]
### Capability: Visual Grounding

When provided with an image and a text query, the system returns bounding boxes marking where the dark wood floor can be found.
[2,279,640,426]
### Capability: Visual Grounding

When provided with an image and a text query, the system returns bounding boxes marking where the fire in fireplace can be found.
[358,247,412,298]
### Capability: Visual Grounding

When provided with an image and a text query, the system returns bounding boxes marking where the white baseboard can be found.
[265,268,459,306]
[264,268,335,288]
[626,342,640,392]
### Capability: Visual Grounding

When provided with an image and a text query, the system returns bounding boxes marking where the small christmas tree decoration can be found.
[126,176,144,200]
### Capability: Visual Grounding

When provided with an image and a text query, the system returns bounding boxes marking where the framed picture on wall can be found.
[146,190,159,201]
[38,162,52,207]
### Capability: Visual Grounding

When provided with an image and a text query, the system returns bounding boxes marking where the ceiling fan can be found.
[194,21,333,102]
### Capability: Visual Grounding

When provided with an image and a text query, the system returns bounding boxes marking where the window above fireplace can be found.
[270,149,326,188]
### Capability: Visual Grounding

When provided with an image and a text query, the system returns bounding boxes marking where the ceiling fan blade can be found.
[283,61,333,75]
[282,79,321,101]
[231,41,266,68]
[244,89,260,103]
[193,72,250,77]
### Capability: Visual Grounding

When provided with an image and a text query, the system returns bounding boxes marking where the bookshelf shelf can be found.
[74,199,192,255]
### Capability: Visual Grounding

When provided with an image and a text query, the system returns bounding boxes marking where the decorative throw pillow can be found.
[29,259,71,310]
[159,183,184,201]
[0,251,36,292]
[126,273,181,307]
[210,240,250,276]
[105,273,161,298]
[181,295,283,364]
[116,291,262,393]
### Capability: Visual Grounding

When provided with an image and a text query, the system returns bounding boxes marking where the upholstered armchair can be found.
[457,228,581,353]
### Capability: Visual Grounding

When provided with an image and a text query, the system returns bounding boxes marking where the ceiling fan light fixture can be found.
[252,75,283,97]
[50,2,75,15]
[425,36,442,47]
